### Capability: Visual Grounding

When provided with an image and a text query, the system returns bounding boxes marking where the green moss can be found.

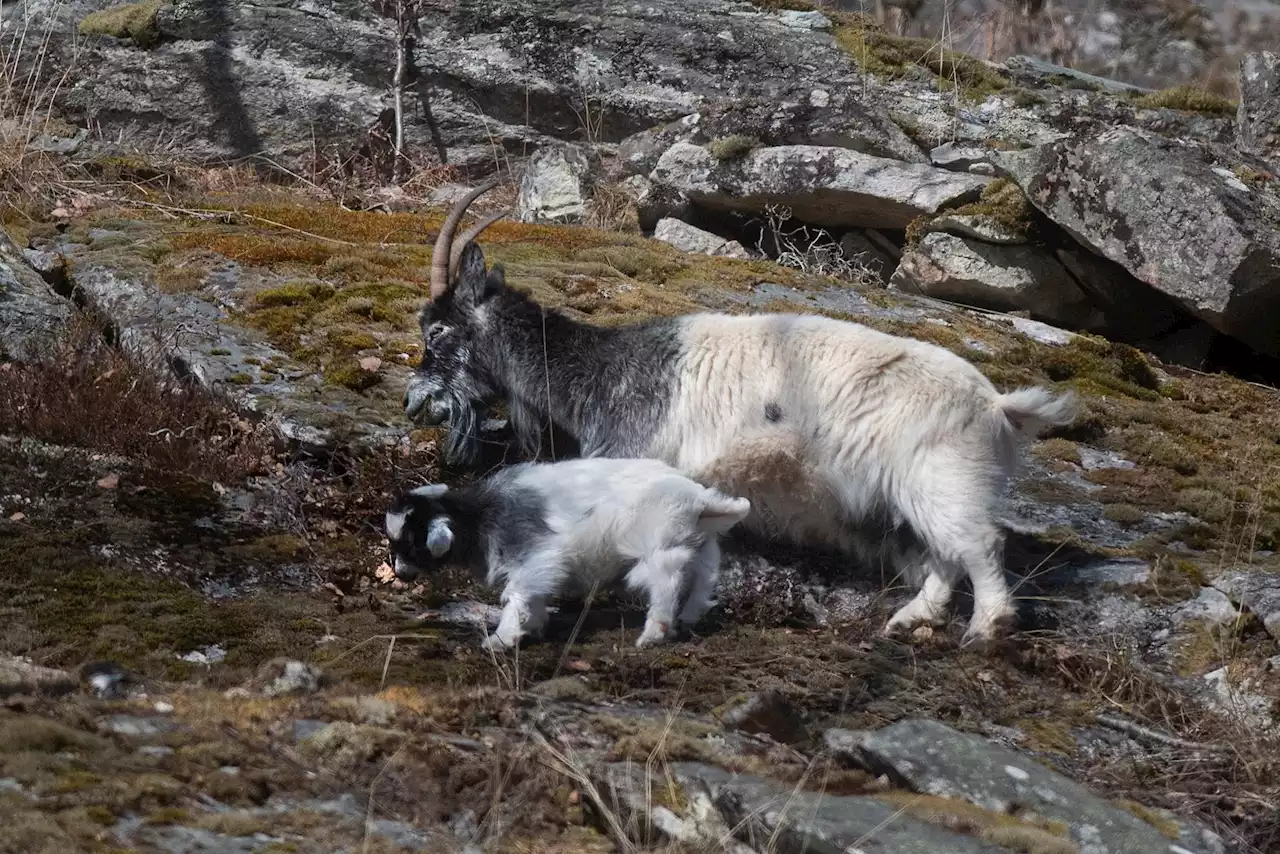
[705,134,762,161]
[77,0,166,47]
[1031,438,1081,465]
[83,155,171,188]
[1116,800,1181,839]
[255,280,335,308]
[1232,165,1274,189]
[209,348,231,356]
[223,373,253,386]
[325,328,379,353]
[1102,503,1145,526]
[1007,87,1048,107]
[323,359,382,392]
[833,16,1007,102]
[1014,335,1160,401]
[143,807,192,826]
[1015,718,1077,756]
[1133,85,1237,117]
[225,534,309,561]
[0,715,107,754]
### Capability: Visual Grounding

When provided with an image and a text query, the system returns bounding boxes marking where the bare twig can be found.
[1095,712,1229,754]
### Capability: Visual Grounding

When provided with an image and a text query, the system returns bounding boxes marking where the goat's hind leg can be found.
[883,561,957,637]
[626,545,696,649]
[886,465,1017,644]
[676,538,721,634]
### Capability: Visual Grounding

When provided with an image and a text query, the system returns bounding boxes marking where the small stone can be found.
[358,356,382,372]
[822,727,869,766]
[246,658,324,697]
[776,9,832,30]
[96,473,119,489]
[99,715,182,738]
[1175,587,1240,628]
[653,217,750,259]
[153,701,174,715]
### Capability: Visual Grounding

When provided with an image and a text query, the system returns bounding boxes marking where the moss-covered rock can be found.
[77,0,166,48]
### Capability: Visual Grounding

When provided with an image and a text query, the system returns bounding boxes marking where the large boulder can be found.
[993,127,1280,357]
[649,142,991,230]
[858,719,1220,854]
[516,143,597,224]
[1237,52,1280,163]
[616,85,926,178]
[0,237,70,363]
[890,232,1103,330]
[28,0,872,172]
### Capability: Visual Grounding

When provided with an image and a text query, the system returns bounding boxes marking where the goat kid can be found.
[403,182,1079,645]
[385,458,752,651]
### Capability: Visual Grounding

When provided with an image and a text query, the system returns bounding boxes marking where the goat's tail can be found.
[997,386,1079,441]
[696,490,752,535]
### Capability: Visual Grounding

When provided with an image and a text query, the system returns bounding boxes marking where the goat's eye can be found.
[426,324,448,346]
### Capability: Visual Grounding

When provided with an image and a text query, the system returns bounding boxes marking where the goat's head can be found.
[404,179,510,464]
[385,483,457,582]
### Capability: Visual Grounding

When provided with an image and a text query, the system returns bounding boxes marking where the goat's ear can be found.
[426,516,454,557]
[410,483,448,499]
[456,242,498,306]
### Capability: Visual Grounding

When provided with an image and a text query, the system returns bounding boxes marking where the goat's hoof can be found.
[960,614,1017,650]
[481,633,517,653]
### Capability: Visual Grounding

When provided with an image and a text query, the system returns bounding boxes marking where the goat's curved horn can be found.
[429,176,501,300]
[449,208,509,283]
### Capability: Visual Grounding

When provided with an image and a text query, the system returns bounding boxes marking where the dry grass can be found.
[0,315,275,485]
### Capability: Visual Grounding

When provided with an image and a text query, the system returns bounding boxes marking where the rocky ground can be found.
[2,1,1280,853]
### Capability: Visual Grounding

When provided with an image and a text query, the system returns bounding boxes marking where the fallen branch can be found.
[1095,712,1229,754]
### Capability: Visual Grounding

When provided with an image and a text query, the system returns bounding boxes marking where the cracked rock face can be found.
[650,142,991,229]
[994,127,1280,357]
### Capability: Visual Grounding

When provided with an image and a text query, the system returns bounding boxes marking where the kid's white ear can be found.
[426,517,454,557]
[410,483,449,498]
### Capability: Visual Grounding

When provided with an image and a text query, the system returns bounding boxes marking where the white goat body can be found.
[385,457,752,650]
[640,312,1077,643]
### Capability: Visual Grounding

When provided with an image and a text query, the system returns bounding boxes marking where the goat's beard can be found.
[442,398,483,467]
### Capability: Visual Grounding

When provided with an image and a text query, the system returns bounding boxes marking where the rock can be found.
[994,127,1280,357]
[65,263,405,453]
[822,727,869,766]
[927,213,1026,245]
[653,218,749,259]
[674,762,1008,854]
[929,142,993,173]
[516,144,598,224]
[890,232,1102,329]
[1202,667,1275,732]
[1237,52,1280,161]
[714,691,808,744]
[620,86,926,178]
[0,656,76,699]
[1175,587,1240,629]
[1211,571,1280,639]
[1003,55,1150,94]
[244,659,323,697]
[99,715,184,738]
[651,142,990,230]
[774,10,831,31]
[0,245,71,363]
[858,718,1216,854]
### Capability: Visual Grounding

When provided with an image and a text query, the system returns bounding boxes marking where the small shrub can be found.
[0,317,273,485]
[705,134,762,161]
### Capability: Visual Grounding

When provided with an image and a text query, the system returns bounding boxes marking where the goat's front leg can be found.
[482,588,551,652]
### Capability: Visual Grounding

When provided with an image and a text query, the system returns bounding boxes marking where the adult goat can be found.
[403,181,1078,644]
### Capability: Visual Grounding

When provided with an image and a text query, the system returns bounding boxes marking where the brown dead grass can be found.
[0,315,275,484]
